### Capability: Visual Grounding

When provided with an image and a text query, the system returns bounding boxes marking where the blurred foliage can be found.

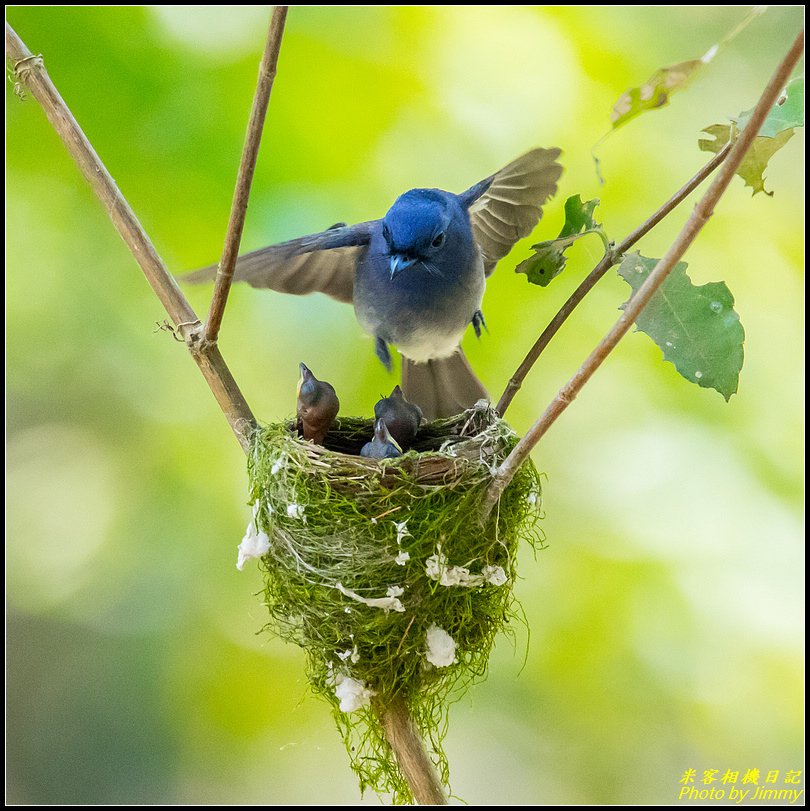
[6,5,804,805]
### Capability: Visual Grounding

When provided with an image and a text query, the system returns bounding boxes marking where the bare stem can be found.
[496,143,732,417]
[205,6,288,343]
[375,696,448,805]
[7,16,445,803]
[483,28,804,519]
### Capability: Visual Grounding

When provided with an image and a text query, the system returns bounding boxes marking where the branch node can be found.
[184,320,212,353]
[691,204,712,227]
[12,53,43,78]
[557,384,575,405]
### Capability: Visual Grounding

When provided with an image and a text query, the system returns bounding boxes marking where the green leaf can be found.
[611,59,704,130]
[699,123,795,196]
[515,247,568,287]
[516,195,608,287]
[558,194,600,238]
[617,253,745,401]
[735,76,804,138]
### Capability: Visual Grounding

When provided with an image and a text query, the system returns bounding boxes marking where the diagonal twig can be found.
[205,6,288,344]
[496,143,732,417]
[482,28,804,519]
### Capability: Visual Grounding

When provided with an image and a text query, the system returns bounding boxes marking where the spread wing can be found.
[464,148,563,276]
[183,221,378,304]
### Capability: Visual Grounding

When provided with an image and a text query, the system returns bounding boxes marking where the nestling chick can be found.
[373,385,422,449]
[360,418,402,459]
[296,362,339,445]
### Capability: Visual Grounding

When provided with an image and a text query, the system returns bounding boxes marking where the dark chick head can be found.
[297,362,339,445]
[360,418,402,460]
[373,385,423,449]
[382,189,470,280]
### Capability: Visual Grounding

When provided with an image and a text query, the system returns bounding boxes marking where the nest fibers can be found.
[247,402,544,803]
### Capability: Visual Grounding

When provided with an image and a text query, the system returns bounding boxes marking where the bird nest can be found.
[246,402,544,803]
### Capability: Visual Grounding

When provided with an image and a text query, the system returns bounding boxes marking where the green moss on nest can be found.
[247,403,544,803]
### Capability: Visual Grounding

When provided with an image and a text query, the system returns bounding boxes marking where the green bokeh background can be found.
[6,6,804,805]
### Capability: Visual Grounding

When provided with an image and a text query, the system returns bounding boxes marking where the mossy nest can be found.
[247,402,544,803]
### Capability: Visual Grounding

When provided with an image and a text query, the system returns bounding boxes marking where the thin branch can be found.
[205,6,288,343]
[7,16,446,803]
[5,22,256,449]
[375,696,448,805]
[496,143,732,417]
[483,28,804,519]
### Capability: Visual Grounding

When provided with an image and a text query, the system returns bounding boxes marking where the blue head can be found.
[382,189,473,280]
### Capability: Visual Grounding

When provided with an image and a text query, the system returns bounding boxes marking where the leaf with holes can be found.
[618,253,745,401]
[516,195,607,287]
[611,59,704,130]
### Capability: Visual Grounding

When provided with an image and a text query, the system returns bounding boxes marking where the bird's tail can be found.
[401,348,488,421]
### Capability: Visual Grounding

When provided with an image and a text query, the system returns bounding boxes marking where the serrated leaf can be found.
[516,195,606,287]
[699,124,794,196]
[618,253,744,401]
[611,59,703,130]
[736,76,804,137]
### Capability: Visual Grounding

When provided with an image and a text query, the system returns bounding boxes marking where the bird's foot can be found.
[375,336,393,372]
[472,310,488,339]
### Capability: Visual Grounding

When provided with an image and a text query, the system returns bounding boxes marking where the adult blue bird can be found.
[187,149,562,419]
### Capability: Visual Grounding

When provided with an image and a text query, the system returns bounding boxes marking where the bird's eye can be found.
[431,232,446,248]
[382,224,391,242]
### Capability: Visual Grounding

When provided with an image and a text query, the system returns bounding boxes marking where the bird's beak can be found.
[375,418,402,452]
[389,254,416,280]
[298,362,312,396]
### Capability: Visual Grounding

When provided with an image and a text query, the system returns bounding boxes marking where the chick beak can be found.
[389,254,416,280]
[297,362,312,397]
[375,418,402,452]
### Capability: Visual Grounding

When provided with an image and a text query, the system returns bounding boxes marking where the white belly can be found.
[397,325,467,362]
